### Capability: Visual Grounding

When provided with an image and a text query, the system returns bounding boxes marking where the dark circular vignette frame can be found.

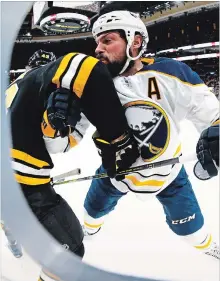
[1,2,166,281]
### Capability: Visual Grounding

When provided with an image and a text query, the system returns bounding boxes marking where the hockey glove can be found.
[196,123,219,178]
[93,131,140,180]
[46,88,82,138]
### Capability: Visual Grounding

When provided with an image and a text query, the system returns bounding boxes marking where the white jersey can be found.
[44,57,219,197]
[110,57,219,196]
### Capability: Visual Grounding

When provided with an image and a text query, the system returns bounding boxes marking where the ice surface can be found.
[1,120,219,281]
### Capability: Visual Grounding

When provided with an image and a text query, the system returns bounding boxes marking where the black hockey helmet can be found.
[28,49,56,68]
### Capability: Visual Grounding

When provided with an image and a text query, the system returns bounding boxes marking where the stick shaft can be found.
[53,157,181,186]
[51,168,81,183]
[53,153,197,186]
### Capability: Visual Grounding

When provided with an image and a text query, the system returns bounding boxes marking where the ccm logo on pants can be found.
[172,214,196,224]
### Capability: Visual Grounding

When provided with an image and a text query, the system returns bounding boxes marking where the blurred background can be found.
[8,1,219,98]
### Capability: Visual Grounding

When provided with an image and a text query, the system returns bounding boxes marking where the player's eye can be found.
[103,38,111,44]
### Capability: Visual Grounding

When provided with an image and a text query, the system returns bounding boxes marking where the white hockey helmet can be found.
[92,10,149,74]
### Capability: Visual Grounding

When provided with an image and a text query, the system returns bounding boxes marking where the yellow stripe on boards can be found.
[52,53,77,87]
[11,149,50,168]
[73,56,99,98]
[15,174,50,185]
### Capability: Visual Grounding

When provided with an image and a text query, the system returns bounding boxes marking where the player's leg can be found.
[83,165,127,236]
[21,183,84,256]
[156,166,219,259]
[30,186,84,281]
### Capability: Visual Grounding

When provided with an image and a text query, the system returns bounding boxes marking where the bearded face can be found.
[95,31,132,77]
[96,52,128,77]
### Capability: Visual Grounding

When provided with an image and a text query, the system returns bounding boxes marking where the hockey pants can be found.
[84,165,204,236]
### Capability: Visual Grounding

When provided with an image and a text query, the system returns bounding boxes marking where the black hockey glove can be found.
[196,123,219,178]
[93,131,140,180]
[46,88,82,138]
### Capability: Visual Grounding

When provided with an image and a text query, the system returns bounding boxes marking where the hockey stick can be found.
[1,222,23,258]
[51,168,81,184]
[53,153,197,186]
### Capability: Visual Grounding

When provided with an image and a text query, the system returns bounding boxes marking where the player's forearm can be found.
[80,62,128,141]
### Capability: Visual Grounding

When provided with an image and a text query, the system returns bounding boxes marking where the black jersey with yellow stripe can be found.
[7,53,128,186]
[52,53,98,98]
[49,53,128,141]
[7,53,128,141]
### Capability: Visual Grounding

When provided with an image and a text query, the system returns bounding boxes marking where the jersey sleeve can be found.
[173,61,219,132]
[184,84,219,132]
[51,53,128,141]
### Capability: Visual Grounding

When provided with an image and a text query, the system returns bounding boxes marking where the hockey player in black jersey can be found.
[6,51,140,271]
[27,49,57,69]
[3,49,57,259]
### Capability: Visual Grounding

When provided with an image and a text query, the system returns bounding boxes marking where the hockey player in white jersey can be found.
[83,11,220,260]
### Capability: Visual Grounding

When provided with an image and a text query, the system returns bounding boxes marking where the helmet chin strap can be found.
[119,43,144,75]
